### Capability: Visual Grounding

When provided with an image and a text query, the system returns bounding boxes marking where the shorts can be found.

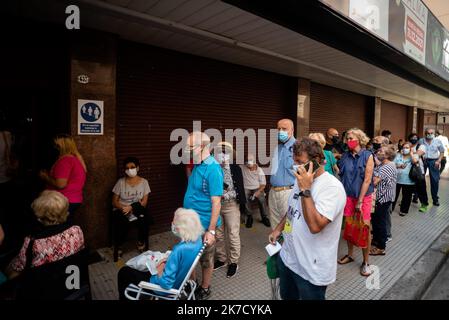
[344,194,373,221]
[200,241,216,269]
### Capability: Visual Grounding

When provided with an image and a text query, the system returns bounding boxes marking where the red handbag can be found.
[343,211,370,248]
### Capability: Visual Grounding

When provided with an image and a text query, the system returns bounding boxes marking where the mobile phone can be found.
[304,159,320,173]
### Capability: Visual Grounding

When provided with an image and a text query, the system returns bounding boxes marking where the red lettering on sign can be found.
[406,16,424,51]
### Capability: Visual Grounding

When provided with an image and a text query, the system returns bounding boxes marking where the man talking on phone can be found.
[269,137,346,300]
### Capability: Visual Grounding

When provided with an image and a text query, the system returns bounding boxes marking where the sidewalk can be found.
[89,175,449,300]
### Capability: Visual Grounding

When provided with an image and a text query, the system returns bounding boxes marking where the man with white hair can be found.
[268,119,296,229]
[419,128,445,206]
[183,132,223,299]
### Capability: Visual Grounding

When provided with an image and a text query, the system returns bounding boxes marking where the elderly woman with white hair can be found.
[5,190,85,279]
[117,208,204,300]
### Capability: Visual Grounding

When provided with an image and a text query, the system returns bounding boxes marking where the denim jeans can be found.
[424,159,441,203]
[277,254,327,300]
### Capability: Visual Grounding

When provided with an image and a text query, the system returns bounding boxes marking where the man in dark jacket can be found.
[213,141,246,278]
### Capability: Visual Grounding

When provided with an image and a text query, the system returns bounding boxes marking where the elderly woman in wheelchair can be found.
[118,207,205,300]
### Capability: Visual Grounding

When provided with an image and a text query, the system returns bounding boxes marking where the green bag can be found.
[266,253,279,279]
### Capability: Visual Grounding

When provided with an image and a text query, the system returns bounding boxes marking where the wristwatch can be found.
[299,190,311,198]
[208,230,216,236]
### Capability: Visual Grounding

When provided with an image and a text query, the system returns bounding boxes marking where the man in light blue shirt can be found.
[419,128,445,206]
[268,119,296,229]
[183,132,223,299]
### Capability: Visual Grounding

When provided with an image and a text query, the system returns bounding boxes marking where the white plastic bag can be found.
[125,250,171,274]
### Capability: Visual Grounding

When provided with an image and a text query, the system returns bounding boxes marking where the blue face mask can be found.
[278,130,289,143]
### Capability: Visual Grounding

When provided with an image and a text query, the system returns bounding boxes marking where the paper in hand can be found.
[265,241,282,256]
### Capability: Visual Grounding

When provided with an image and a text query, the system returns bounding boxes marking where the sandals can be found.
[369,247,386,256]
[360,263,373,277]
[337,255,354,265]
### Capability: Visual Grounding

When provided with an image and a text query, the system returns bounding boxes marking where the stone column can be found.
[417,108,425,137]
[374,97,382,137]
[70,31,117,250]
[296,78,311,138]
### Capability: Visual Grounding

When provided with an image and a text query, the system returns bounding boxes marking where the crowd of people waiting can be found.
[0,116,448,300]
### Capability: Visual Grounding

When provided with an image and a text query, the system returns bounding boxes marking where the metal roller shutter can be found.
[117,41,296,233]
[380,100,409,143]
[310,83,373,137]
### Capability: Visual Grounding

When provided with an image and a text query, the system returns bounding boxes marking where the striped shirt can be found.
[376,162,397,204]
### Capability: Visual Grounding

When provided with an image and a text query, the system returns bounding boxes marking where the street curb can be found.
[382,225,449,300]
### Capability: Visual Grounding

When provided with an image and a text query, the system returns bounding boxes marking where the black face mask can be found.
[372,143,381,151]
[331,136,339,144]
[409,138,418,145]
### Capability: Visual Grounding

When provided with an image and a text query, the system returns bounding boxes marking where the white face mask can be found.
[125,168,138,177]
[402,148,410,155]
[216,153,230,163]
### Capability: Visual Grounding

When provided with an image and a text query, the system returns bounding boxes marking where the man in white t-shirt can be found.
[269,137,346,300]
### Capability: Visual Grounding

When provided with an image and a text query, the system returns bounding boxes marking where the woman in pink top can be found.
[39,134,87,217]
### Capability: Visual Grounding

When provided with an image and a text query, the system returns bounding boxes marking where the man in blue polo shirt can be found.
[419,128,445,206]
[183,131,223,300]
[268,119,296,229]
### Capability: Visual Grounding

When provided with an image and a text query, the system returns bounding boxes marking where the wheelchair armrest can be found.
[138,281,180,295]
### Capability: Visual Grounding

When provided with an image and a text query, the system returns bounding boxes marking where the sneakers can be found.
[194,286,211,300]
[419,204,429,212]
[433,201,440,206]
[399,212,407,217]
[261,217,271,228]
[213,260,226,270]
[226,263,238,278]
[386,237,392,243]
[412,197,419,204]
[245,215,253,228]
[360,263,372,277]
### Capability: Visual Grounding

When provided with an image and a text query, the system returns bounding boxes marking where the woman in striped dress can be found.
[370,145,398,256]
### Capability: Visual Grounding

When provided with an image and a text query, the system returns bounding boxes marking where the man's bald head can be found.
[187,131,212,164]
[327,128,338,137]
[188,131,210,148]
[277,119,294,138]
[326,128,339,143]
